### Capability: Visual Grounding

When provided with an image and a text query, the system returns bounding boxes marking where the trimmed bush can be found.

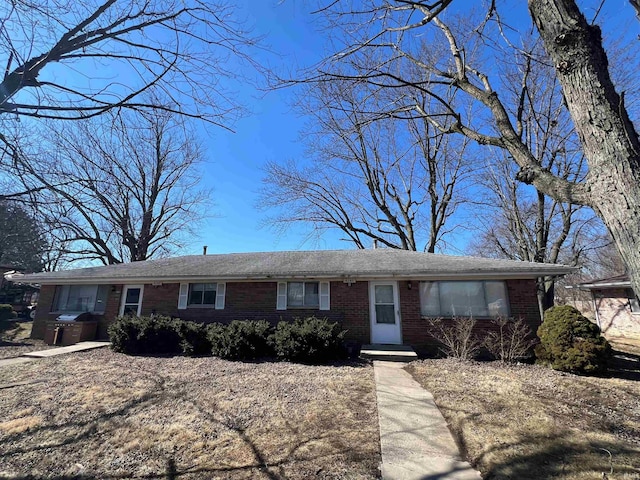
[109,315,182,355]
[210,320,273,360]
[179,321,213,357]
[536,305,611,374]
[269,317,347,363]
[0,304,17,322]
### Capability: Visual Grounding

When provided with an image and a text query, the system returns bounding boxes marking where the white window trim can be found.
[120,285,144,317]
[276,281,330,311]
[178,282,226,310]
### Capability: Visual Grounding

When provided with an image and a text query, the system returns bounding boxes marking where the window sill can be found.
[50,311,105,315]
[420,315,510,320]
[187,304,217,309]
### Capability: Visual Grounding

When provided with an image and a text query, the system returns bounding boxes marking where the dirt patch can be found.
[0,321,52,360]
[407,359,640,480]
[0,349,380,479]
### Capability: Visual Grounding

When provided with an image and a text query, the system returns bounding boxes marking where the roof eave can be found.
[18,269,575,285]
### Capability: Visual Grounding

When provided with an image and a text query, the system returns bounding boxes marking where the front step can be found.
[360,344,418,363]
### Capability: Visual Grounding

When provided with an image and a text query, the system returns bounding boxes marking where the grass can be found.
[406,346,640,480]
[0,349,380,479]
[0,321,51,360]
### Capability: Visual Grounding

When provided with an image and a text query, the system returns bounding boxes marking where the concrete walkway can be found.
[374,361,482,480]
[0,341,110,368]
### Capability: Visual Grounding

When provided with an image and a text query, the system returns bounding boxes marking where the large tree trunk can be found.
[529,0,640,298]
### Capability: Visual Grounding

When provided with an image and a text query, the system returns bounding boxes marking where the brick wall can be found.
[140,281,371,344]
[31,284,122,340]
[399,278,541,355]
[32,278,542,349]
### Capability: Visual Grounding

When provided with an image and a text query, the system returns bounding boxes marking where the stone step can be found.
[360,344,418,363]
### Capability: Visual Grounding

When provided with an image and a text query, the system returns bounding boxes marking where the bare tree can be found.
[262,78,470,251]
[467,43,609,310]
[18,106,208,265]
[0,0,259,180]
[307,0,640,297]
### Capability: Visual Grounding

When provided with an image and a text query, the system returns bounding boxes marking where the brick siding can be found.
[32,278,541,349]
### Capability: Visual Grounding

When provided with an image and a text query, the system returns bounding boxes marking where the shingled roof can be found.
[15,249,575,285]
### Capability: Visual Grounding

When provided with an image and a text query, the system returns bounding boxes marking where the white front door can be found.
[369,281,402,344]
[120,285,144,316]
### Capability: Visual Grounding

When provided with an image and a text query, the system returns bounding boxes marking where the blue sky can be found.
[190,1,347,255]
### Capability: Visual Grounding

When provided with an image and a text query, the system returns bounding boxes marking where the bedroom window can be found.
[420,281,509,317]
[178,282,225,310]
[188,283,217,306]
[287,282,319,308]
[53,285,109,314]
[277,281,330,310]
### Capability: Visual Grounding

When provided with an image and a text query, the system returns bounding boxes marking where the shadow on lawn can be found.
[475,432,640,480]
[1,369,376,480]
[607,348,640,381]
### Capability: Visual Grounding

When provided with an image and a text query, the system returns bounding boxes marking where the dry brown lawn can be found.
[407,355,640,480]
[0,321,51,360]
[0,349,380,480]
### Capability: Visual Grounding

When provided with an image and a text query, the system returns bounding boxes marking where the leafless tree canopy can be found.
[18,106,208,265]
[306,0,640,297]
[0,0,258,123]
[262,78,471,252]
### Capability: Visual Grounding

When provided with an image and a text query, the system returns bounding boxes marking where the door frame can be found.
[369,280,402,344]
[119,285,144,316]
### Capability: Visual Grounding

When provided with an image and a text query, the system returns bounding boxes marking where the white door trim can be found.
[369,281,402,344]
[120,285,144,316]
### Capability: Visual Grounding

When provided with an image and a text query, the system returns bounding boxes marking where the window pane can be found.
[204,283,216,291]
[67,285,98,312]
[304,282,319,307]
[485,281,509,316]
[191,283,204,292]
[440,282,486,317]
[125,288,140,304]
[54,285,70,311]
[287,282,304,306]
[94,285,109,314]
[420,282,440,316]
[375,285,394,304]
[189,288,203,305]
[202,288,216,305]
[376,304,396,324]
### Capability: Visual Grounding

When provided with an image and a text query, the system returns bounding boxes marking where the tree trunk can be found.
[529,0,640,297]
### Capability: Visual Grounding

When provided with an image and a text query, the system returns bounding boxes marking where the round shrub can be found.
[269,316,347,364]
[210,320,273,360]
[0,304,17,322]
[536,305,611,374]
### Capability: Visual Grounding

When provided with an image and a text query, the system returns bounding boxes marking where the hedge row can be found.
[108,315,347,363]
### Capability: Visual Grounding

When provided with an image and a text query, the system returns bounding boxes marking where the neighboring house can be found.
[17,249,573,352]
[571,275,640,339]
